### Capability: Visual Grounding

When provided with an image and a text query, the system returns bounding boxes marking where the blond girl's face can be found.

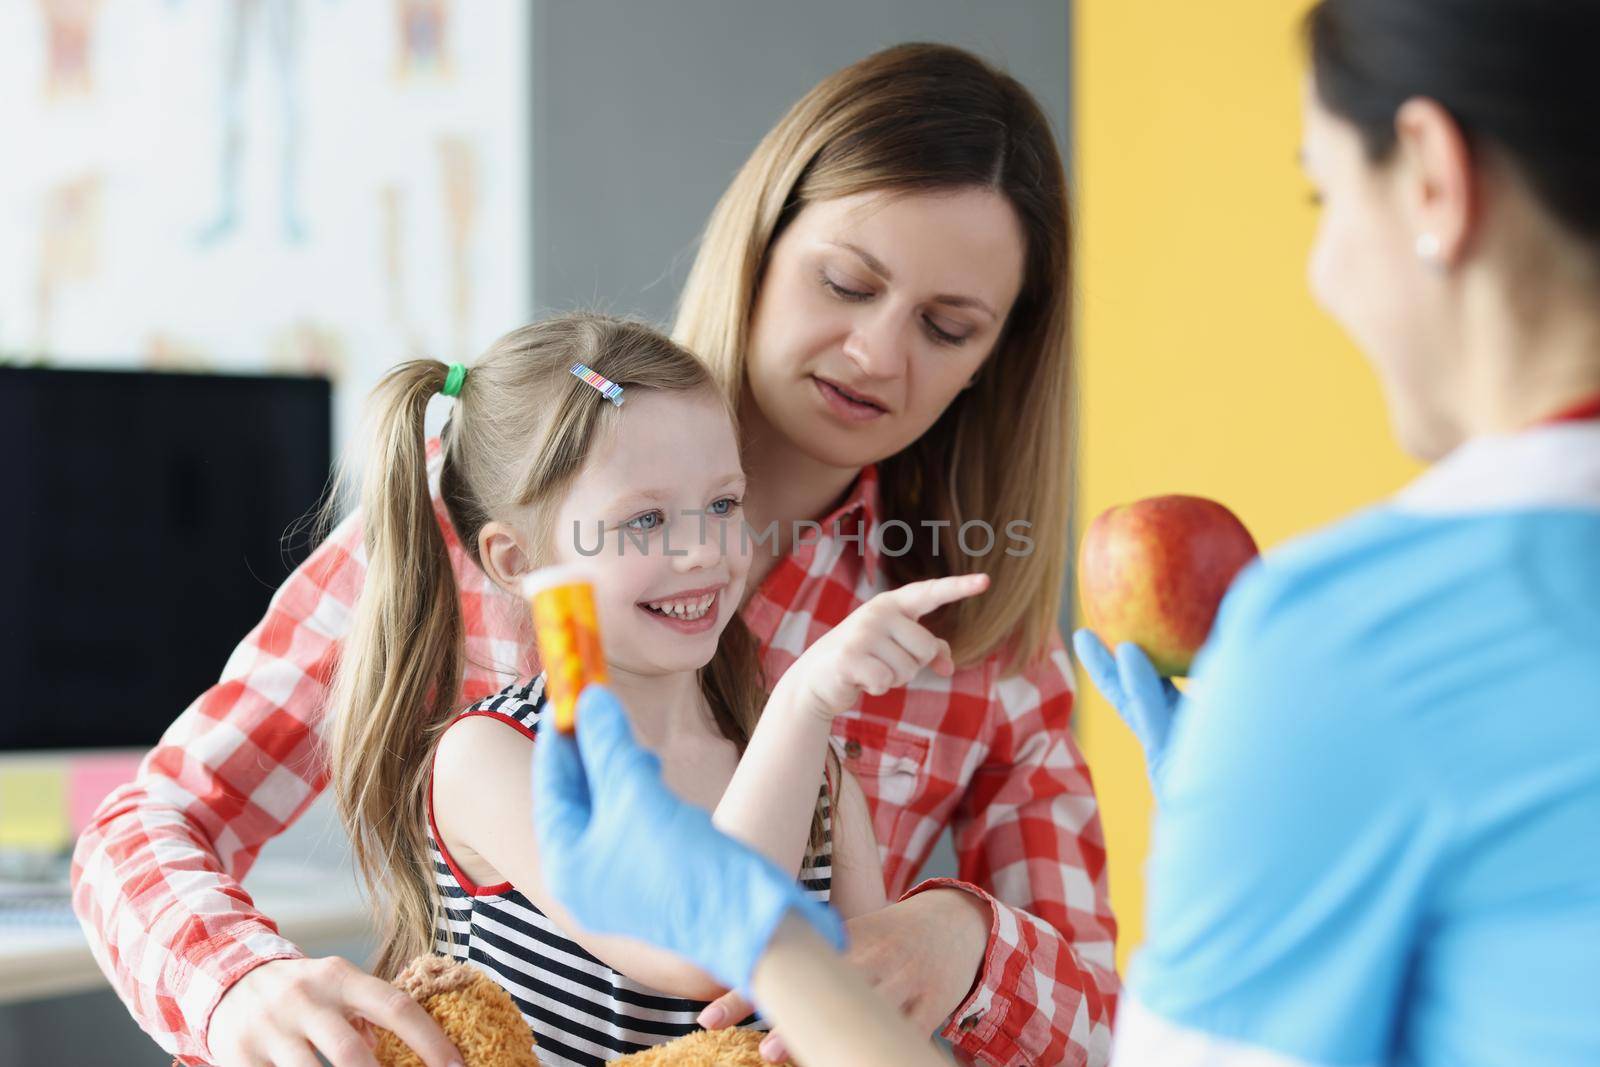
[548,388,752,677]
[745,187,1026,469]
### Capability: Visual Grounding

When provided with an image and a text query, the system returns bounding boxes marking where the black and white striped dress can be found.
[426,675,833,1067]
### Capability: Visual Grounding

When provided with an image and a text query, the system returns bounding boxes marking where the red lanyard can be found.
[1534,392,1600,427]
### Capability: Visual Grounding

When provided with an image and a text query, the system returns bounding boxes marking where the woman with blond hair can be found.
[73,43,1114,1067]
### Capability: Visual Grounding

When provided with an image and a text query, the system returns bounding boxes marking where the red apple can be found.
[1078,495,1259,677]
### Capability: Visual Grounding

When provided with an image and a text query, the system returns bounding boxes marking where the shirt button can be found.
[959,1014,981,1032]
[844,740,862,759]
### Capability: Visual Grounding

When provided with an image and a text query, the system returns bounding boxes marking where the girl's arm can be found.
[709,674,834,877]
[828,764,890,920]
[529,685,929,1064]
[750,914,951,1067]
[712,573,988,876]
[433,715,728,1000]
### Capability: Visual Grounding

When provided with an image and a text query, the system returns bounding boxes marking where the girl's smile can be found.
[639,583,727,634]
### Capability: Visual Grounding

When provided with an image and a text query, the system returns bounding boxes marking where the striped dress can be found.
[426,675,833,1067]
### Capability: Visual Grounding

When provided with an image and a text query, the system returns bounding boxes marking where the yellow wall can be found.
[1071,1,1422,972]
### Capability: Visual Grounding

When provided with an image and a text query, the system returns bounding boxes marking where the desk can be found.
[0,862,372,1005]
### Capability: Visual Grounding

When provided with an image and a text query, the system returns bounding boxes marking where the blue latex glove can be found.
[1072,629,1184,797]
[532,685,846,992]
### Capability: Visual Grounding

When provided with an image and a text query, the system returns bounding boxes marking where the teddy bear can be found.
[372,955,770,1067]
[611,1028,768,1066]
[373,954,542,1067]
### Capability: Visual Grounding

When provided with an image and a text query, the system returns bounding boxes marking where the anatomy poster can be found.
[0,0,531,451]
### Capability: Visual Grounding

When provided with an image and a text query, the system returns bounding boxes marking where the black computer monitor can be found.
[0,366,334,750]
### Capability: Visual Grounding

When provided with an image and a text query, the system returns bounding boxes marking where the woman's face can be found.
[745,187,1027,469]
[547,388,751,679]
[1301,82,1459,459]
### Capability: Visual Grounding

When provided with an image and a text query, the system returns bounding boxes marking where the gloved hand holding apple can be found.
[1073,494,1258,793]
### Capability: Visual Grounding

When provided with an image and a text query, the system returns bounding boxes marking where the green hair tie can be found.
[441,362,467,398]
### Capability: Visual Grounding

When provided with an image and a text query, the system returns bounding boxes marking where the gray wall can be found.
[529,0,1071,322]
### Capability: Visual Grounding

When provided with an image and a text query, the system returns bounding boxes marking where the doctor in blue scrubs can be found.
[1074,1,1600,1064]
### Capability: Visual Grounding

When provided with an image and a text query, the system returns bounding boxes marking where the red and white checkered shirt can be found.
[71,455,1119,1067]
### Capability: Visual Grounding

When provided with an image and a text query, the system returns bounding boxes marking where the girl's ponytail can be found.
[327,359,464,978]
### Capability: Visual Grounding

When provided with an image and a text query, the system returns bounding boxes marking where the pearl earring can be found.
[1415,232,1442,262]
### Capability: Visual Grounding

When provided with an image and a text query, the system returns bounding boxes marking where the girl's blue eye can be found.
[708,496,742,516]
[624,510,664,532]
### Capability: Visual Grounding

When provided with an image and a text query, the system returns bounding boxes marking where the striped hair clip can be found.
[570,362,625,407]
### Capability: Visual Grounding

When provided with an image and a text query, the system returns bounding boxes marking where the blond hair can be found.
[326,314,802,978]
[674,43,1073,670]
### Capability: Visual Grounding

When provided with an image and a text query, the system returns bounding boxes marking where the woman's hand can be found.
[207,956,464,1067]
[1072,629,1183,796]
[783,574,990,720]
[698,888,992,1063]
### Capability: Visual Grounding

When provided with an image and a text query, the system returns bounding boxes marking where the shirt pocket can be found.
[834,716,931,826]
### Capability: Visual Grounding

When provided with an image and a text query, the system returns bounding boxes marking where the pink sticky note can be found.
[69,753,146,836]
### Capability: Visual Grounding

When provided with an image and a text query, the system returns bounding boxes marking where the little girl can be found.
[326,314,984,1066]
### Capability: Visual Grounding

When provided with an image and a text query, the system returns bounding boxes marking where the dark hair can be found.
[1305,0,1600,245]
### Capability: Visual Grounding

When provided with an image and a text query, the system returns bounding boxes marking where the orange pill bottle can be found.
[522,566,607,734]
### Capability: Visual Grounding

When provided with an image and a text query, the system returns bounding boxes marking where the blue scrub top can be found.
[1113,422,1600,1067]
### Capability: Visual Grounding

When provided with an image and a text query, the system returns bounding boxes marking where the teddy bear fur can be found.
[373,954,543,1067]
[374,954,771,1067]
[611,1026,768,1066]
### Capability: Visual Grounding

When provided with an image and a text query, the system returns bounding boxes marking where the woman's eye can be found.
[819,268,872,301]
[924,317,970,347]
[623,510,664,532]
[707,496,742,517]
